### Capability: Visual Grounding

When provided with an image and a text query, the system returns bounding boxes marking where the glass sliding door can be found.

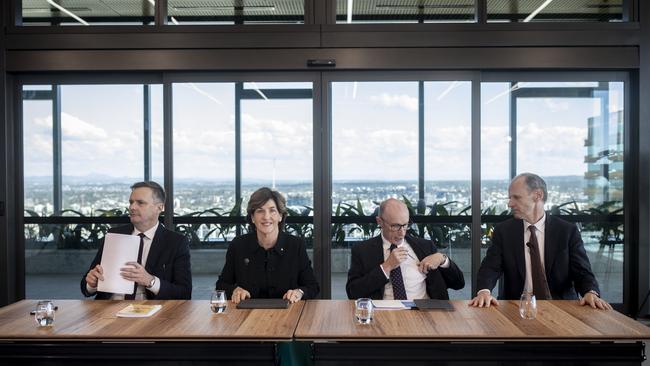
[171,78,315,299]
[327,75,473,300]
[22,83,163,299]
[481,77,626,304]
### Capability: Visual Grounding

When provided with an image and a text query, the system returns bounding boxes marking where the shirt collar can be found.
[524,213,546,233]
[133,222,159,240]
[381,232,404,250]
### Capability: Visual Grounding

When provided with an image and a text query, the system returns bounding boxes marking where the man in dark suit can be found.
[346,198,464,300]
[469,173,611,310]
[81,181,192,300]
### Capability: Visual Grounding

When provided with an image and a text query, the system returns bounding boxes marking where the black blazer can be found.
[215,232,320,300]
[346,235,465,300]
[80,224,192,300]
[476,216,600,300]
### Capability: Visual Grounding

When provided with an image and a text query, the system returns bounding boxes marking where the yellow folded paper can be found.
[116,304,162,318]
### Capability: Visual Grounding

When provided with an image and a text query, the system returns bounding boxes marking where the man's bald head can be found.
[377,198,410,245]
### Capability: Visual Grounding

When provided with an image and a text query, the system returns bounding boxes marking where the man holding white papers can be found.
[81,181,192,300]
[346,198,464,300]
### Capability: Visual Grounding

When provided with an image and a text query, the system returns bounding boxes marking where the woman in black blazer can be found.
[215,187,319,303]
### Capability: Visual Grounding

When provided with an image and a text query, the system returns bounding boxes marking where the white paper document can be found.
[372,300,411,310]
[97,233,140,295]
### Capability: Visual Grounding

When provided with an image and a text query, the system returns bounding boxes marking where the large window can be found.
[23,83,163,299]
[330,79,472,299]
[19,72,628,307]
[481,79,625,303]
[21,0,156,25]
[335,0,476,23]
[172,80,314,299]
[487,0,628,22]
[20,0,307,26]
[168,0,305,24]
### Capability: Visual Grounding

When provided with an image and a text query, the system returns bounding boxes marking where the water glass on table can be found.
[211,290,227,314]
[34,300,55,327]
[519,292,537,320]
[355,298,374,324]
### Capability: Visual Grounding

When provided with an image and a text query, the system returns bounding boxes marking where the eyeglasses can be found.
[380,218,411,232]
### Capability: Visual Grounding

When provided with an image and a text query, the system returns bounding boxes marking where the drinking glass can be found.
[519,292,537,320]
[34,300,55,327]
[211,290,227,314]
[355,298,374,324]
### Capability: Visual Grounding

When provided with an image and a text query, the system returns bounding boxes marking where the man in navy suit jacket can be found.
[469,173,611,310]
[346,198,464,300]
[81,181,192,300]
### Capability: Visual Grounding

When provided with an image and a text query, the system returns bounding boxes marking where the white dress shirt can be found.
[86,223,161,299]
[478,214,546,296]
[379,234,449,300]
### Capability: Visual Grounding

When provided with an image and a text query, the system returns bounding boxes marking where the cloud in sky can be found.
[333,128,418,180]
[369,93,418,112]
[26,112,143,177]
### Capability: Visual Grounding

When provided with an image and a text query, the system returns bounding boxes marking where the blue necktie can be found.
[389,244,407,300]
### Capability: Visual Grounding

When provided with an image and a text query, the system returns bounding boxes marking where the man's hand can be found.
[283,289,304,304]
[579,292,612,310]
[231,286,251,304]
[381,245,409,273]
[468,291,499,308]
[121,262,154,287]
[418,253,446,273]
[85,264,104,288]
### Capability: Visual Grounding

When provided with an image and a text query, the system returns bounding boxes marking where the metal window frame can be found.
[6,66,641,311]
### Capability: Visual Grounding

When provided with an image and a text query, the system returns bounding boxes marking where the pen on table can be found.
[30,306,58,315]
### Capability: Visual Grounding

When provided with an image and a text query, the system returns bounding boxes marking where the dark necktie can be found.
[526,226,552,300]
[388,244,408,300]
[125,233,146,300]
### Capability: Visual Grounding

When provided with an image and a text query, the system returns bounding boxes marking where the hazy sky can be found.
[22,81,624,183]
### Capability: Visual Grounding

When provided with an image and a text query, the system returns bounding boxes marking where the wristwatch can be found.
[146,276,157,289]
[440,254,448,267]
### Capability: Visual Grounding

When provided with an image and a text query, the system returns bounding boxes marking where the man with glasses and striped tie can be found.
[346,198,465,301]
[81,181,192,300]
[469,173,611,310]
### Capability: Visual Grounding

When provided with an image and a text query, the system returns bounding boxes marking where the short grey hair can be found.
[514,173,547,202]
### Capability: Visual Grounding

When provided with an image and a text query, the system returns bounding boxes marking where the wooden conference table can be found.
[0,299,649,365]
[296,300,650,365]
[0,299,303,365]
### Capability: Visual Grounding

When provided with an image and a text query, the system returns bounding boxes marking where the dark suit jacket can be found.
[477,216,600,300]
[80,224,192,300]
[215,232,320,300]
[346,235,465,300]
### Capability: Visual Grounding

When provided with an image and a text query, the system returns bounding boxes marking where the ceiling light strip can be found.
[347,0,354,23]
[523,0,553,22]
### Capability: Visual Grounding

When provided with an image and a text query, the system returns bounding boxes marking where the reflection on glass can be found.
[336,0,476,23]
[60,85,147,214]
[24,94,54,216]
[240,84,314,214]
[487,0,626,23]
[173,83,236,219]
[22,0,156,26]
[167,0,304,25]
[480,80,625,303]
[150,85,164,182]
